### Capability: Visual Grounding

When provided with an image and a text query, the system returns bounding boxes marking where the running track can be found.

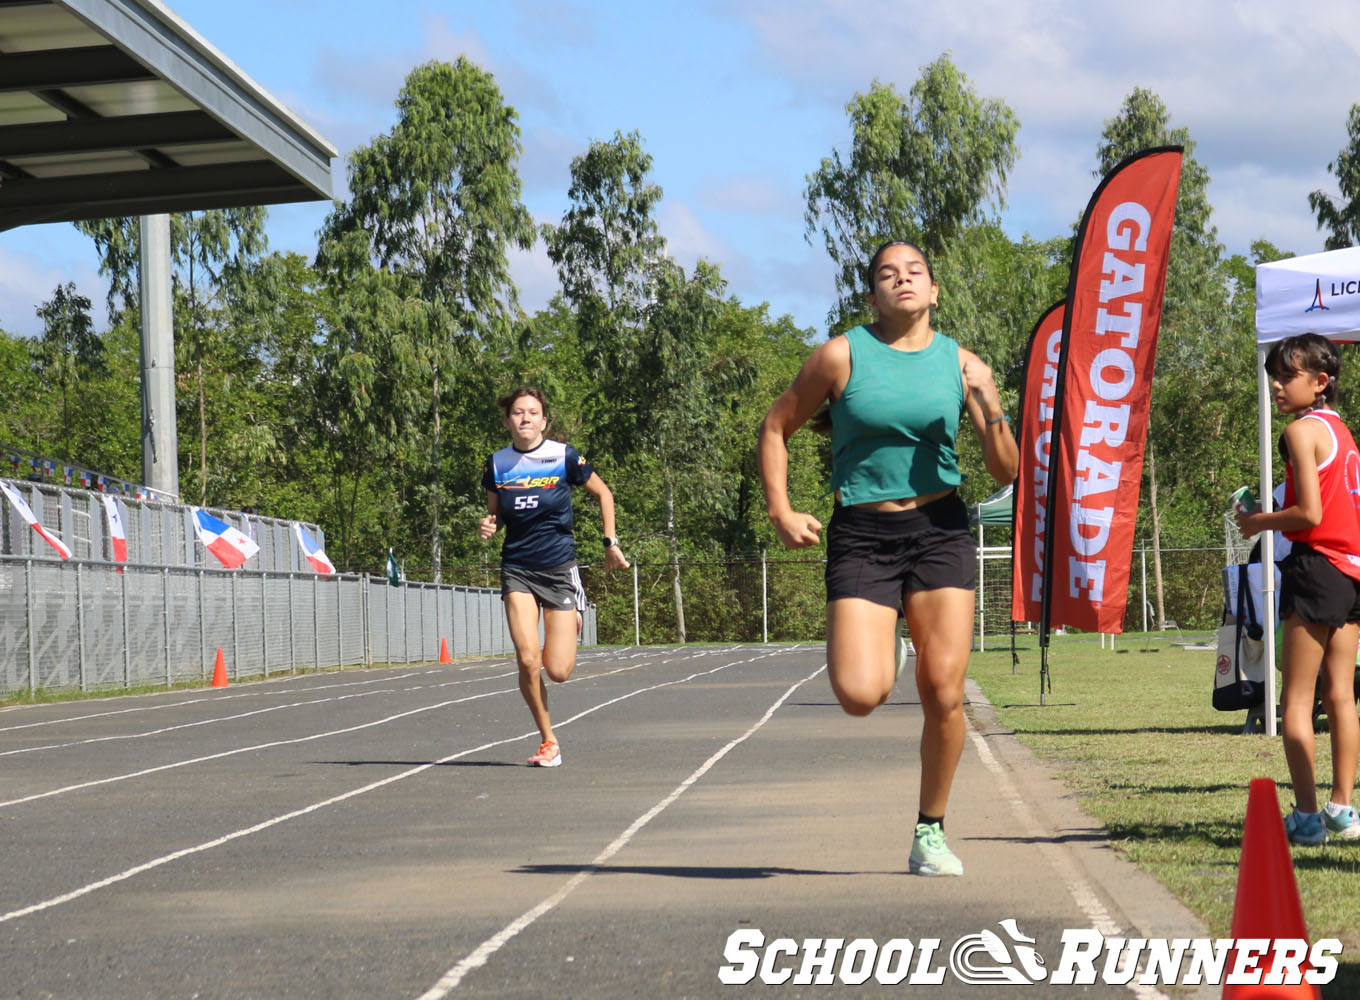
[0,645,1213,999]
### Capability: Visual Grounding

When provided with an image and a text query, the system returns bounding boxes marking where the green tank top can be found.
[829,325,964,505]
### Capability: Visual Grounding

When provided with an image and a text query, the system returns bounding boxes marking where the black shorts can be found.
[501,560,586,612]
[824,494,976,609]
[1279,545,1360,628]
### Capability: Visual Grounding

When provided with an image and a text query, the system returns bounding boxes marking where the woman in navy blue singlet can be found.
[758,241,1018,875]
[479,387,629,768]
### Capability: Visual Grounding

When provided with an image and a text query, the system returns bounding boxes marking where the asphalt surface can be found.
[0,644,1217,999]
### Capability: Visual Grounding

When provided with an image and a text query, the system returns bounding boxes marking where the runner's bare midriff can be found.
[840,487,955,512]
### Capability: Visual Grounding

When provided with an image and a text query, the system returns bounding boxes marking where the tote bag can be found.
[1213,563,1266,711]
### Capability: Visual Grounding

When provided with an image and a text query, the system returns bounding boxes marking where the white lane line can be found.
[964,692,1170,1000]
[0,650,718,767]
[0,674,519,758]
[0,647,804,924]
[0,672,434,732]
[416,660,825,999]
[0,645,694,741]
[0,652,714,808]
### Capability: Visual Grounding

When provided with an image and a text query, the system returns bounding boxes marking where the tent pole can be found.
[977,506,984,652]
[1257,344,1277,737]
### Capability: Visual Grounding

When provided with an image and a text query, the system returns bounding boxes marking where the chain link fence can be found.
[0,555,599,698]
[454,544,1230,648]
[2,538,1228,698]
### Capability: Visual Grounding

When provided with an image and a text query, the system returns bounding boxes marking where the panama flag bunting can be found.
[0,481,72,559]
[294,523,335,575]
[191,508,260,569]
[101,494,128,571]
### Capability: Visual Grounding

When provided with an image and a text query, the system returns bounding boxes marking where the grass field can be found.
[969,632,1360,996]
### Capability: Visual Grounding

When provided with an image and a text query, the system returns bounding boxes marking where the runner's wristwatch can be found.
[603,536,618,548]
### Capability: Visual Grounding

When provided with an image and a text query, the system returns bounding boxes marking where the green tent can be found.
[969,482,1014,527]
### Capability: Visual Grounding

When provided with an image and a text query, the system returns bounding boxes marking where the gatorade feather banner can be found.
[1040,146,1183,635]
[1011,301,1065,623]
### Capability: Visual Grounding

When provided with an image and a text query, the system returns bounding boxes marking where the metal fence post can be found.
[288,573,297,672]
[761,549,768,644]
[261,573,269,677]
[121,564,131,689]
[362,575,371,667]
[312,575,320,670]
[24,559,36,694]
[633,562,640,646]
[1141,543,1149,633]
[198,568,206,681]
[231,571,239,680]
[162,567,171,687]
[75,563,87,691]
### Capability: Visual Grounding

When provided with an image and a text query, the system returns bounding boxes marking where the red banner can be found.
[1012,302,1065,623]
[1043,147,1183,634]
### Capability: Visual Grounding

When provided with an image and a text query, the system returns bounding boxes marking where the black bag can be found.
[1213,563,1266,711]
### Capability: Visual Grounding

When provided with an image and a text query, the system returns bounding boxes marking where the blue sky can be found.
[5,0,1360,338]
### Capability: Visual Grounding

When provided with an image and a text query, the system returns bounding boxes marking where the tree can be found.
[317,58,535,579]
[804,53,1020,327]
[1091,88,1233,626]
[33,282,103,459]
[543,132,753,641]
[74,208,270,504]
[1310,103,1360,251]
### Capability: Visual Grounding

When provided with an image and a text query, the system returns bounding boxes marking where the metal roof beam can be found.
[0,110,234,155]
[0,46,153,91]
[0,160,309,228]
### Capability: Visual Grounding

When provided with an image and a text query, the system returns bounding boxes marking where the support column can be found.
[139,214,179,498]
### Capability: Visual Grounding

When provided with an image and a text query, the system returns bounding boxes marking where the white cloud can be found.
[0,237,107,339]
[725,0,1360,258]
[699,175,801,217]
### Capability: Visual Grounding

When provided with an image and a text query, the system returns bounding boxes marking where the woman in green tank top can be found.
[757,240,1018,876]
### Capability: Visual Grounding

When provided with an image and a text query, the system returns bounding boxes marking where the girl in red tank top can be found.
[1237,334,1360,844]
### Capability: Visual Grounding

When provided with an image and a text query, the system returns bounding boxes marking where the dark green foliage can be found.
[2,59,1305,631]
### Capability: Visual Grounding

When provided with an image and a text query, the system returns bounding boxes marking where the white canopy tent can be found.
[1253,247,1360,735]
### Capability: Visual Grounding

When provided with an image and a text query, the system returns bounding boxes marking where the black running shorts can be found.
[501,560,586,612]
[1279,544,1360,628]
[824,494,976,609]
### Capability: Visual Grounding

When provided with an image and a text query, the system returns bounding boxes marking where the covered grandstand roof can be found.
[0,0,336,231]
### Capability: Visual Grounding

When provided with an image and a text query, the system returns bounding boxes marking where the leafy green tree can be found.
[1309,103,1360,250]
[543,132,753,641]
[317,58,534,579]
[804,53,1020,327]
[74,208,270,503]
[1090,88,1236,623]
[33,282,103,459]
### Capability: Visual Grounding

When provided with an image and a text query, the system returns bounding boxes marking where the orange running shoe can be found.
[527,739,562,767]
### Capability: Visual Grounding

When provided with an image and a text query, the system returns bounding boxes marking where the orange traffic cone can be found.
[439,637,451,664]
[211,648,229,688]
[1221,778,1320,999]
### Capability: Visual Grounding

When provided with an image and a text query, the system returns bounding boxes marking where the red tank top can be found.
[1283,409,1360,582]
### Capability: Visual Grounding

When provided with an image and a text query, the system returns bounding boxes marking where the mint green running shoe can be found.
[1324,803,1360,840]
[909,821,963,876]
